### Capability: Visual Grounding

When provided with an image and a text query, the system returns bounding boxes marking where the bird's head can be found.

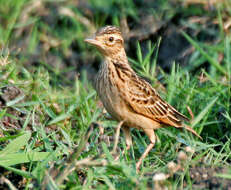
[85,26,125,58]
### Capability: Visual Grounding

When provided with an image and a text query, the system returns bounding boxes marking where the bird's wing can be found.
[118,72,189,127]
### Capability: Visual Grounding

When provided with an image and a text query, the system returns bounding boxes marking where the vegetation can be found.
[0,0,230,189]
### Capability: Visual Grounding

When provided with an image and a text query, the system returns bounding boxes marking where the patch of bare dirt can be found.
[0,86,25,133]
[189,166,231,189]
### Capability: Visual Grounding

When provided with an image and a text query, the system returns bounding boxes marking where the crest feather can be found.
[96,26,121,36]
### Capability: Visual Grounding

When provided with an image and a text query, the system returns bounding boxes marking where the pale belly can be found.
[97,81,124,121]
[94,64,161,131]
[96,80,156,130]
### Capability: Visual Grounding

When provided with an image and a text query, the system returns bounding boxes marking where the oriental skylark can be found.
[85,26,201,171]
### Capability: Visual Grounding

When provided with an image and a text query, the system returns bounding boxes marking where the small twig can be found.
[120,17,130,41]
[0,176,17,190]
[224,19,231,32]
[74,157,107,168]
[112,121,124,154]
[55,156,107,185]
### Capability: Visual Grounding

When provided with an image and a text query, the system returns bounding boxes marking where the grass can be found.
[0,0,231,189]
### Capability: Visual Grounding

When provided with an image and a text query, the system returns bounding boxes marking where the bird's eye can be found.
[109,37,114,42]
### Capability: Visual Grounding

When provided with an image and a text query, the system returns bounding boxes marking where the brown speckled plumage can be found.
[85,25,201,171]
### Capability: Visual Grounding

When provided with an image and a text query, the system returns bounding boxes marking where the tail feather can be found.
[184,124,202,140]
[168,103,190,122]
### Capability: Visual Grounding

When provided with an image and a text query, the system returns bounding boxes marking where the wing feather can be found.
[112,63,201,138]
[117,71,189,127]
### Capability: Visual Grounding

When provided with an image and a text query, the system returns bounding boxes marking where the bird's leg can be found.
[136,128,156,171]
[114,125,132,161]
[122,126,132,151]
[136,143,154,171]
[112,120,124,154]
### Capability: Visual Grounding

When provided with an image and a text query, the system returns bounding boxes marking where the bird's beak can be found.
[84,35,102,47]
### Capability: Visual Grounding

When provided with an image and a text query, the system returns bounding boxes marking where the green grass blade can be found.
[182,31,227,75]
[0,109,6,119]
[48,98,80,125]
[6,95,25,107]
[100,175,116,190]
[101,142,113,162]
[0,165,33,178]
[151,37,161,76]
[22,111,31,130]
[0,131,31,156]
[14,101,39,107]
[167,62,176,104]
[0,134,22,142]
[215,173,231,179]
[38,97,56,119]
[0,152,52,167]
[136,41,142,64]
[143,42,156,67]
[48,113,70,125]
[222,112,231,124]
[192,97,218,127]
[3,0,27,44]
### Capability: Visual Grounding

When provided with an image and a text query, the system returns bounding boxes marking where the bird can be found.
[85,25,201,171]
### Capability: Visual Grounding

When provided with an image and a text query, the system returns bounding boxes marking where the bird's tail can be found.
[184,124,202,140]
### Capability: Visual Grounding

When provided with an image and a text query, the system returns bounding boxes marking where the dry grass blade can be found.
[73,157,107,168]
[0,176,17,190]
[187,106,194,120]
[59,7,95,34]
[0,49,10,66]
